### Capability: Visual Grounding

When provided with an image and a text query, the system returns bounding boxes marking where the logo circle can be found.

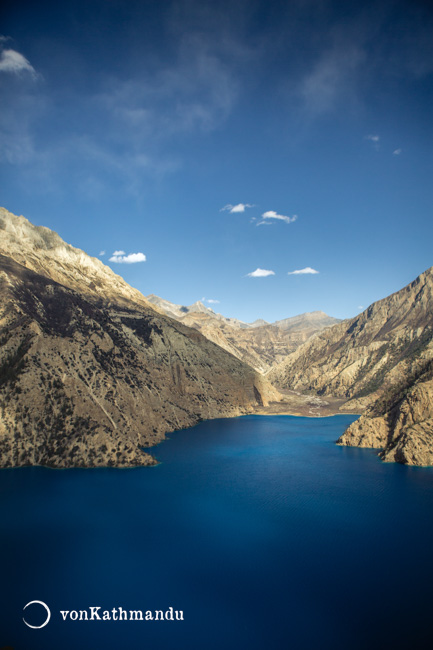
[23,600,51,629]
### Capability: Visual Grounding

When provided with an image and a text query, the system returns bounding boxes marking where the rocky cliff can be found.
[338,360,433,466]
[0,209,280,468]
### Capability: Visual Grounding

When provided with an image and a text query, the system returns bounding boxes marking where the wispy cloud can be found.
[365,134,380,151]
[109,251,146,263]
[221,203,254,213]
[201,297,220,304]
[259,211,297,225]
[0,22,246,196]
[0,40,42,166]
[247,268,275,278]
[393,148,402,155]
[288,267,319,275]
[98,31,241,143]
[99,250,106,256]
[0,48,37,78]
[298,44,365,116]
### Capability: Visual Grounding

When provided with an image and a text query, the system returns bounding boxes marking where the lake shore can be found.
[254,389,361,418]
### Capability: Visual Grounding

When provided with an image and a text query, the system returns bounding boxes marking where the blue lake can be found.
[1,414,433,649]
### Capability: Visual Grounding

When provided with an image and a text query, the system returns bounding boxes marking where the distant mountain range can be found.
[1,206,432,467]
[146,294,341,374]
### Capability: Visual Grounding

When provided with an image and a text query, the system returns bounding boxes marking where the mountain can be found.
[338,359,433,465]
[273,311,340,332]
[146,294,249,328]
[249,319,269,328]
[0,209,280,468]
[146,295,341,374]
[267,267,433,465]
[268,267,433,412]
[0,207,153,310]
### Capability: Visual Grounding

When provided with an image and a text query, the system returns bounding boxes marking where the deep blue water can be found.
[2,414,433,650]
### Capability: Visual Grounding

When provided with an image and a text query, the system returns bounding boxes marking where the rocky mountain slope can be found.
[0,210,280,468]
[146,294,253,328]
[0,207,154,310]
[147,294,340,374]
[268,267,433,412]
[338,359,433,465]
[267,267,433,465]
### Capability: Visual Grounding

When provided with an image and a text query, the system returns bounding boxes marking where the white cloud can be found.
[0,48,37,77]
[99,250,106,256]
[393,148,402,155]
[365,134,380,142]
[288,267,319,275]
[247,268,275,278]
[221,203,254,213]
[261,211,297,225]
[201,297,220,304]
[358,305,364,310]
[109,251,146,264]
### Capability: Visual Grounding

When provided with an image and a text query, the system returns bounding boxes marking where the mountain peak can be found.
[249,319,269,328]
[0,207,153,310]
[273,311,341,331]
[187,301,215,314]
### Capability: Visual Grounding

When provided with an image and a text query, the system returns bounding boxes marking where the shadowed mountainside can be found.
[0,210,280,468]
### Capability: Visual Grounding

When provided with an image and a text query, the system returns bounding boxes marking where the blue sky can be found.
[1,0,432,322]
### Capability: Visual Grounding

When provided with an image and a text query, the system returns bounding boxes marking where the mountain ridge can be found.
[268,266,433,406]
[146,293,341,374]
[0,207,155,310]
[0,209,281,468]
[2,207,432,466]
[267,265,433,464]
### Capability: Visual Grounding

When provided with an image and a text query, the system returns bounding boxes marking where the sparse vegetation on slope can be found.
[0,216,279,468]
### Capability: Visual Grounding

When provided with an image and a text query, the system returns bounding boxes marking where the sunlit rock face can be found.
[268,266,433,408]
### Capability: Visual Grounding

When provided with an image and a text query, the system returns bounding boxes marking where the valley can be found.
[1,206,432,466]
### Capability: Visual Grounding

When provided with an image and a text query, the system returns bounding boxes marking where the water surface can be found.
[1,414,433,649]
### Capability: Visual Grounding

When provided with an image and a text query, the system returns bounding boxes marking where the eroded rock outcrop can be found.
[338,362,433,466]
